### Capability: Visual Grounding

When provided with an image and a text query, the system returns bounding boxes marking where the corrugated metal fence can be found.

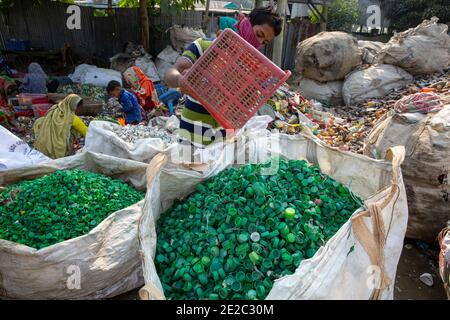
[0,0,317,70]
[0,0,140,60]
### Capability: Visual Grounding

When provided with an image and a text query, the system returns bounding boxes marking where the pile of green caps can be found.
[0,170,144,249]
[155,158,363,300]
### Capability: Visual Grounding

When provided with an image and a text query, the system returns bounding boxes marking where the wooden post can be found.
[320,5,328,32]
[139,0,149,52]
[202,0,211,33]
[272,0,287,67]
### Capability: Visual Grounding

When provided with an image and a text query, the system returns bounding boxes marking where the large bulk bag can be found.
[342,64,413,106]
[138,132,408,300]
[295,32,362,82]
[0,152,147,299]
[84,120,179,163]
[377,17,450,75]
[298,77,343,106]
[364,106,450,243]
[358,40,384,65]
[84,116,273,163]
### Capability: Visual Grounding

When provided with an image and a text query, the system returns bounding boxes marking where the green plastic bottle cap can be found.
[249,251,261,264]
[270,249,281,259]
[224,275,235,286]
[183,273,193,282]
[196,287,204,298]
[247,289,257,299]
[285,207,296,219]
[232,281,242,292]
[212,271,219,281]
[237,233,249,243]
[280,226,290,237]
[193,262,205,273]
[201,256,211,266]
[236,271,246,282]
[183,282,192,292]
[256,285,266,298]
[209,293,219,300]
[262,259,273,269]
[250,232,260,242]
[210,246,220,256]
[156,254,167,263]
[266,218,275,226]
[282,252,293,264]
[268,230,279,238]
[286,233,296,243]
[228,207,237,216]
[218,287,229,299]
[218,268,226,278]
[272,237,280,248]
[251,271,262,281]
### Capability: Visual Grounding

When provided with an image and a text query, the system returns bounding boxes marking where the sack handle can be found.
[145,153,168,188]
[139,283,165,300]
[352,146,405,300]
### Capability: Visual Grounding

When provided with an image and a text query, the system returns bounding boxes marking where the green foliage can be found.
[380,0,450,32]
[327,0,359,33]
[307,0,359,33]
[118,0,203,14]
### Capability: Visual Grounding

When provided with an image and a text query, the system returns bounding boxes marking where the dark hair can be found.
[249,6,282,36]
[107,80,121,93]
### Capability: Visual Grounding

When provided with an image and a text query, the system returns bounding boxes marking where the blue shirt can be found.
[119,89,142,124]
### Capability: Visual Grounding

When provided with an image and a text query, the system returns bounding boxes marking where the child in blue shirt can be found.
[107,80,142,125]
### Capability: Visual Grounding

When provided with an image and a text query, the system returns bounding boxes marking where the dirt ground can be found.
[113,238,447,300]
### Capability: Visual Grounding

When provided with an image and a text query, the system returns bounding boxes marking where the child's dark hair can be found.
[249,6,282,36]
[107,80,121,93]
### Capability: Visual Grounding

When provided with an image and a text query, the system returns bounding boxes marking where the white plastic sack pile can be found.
[364,105,450,243]
[135,54,160,82]
[155,46,181,82]
[343,64,413,106]
[0,152,148,299]
[299,77,343,106]
[377,17,450,75]
[169,25,205,52]
[138,132,408,300]
[296,31,362,82]
[69,64,122,87]
[0,126,50,171]
[358,40,384,65]
[84,119,179,163]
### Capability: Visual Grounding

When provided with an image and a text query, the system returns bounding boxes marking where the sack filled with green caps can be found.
[139,137,408,300]
[154,158,362,300]
[0,152,148,299]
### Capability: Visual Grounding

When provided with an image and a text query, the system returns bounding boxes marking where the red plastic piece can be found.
[181,29,291,130]
[32,103,52,118]
[17,93,48,106]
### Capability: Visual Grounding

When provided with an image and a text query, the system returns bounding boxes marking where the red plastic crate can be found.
[181,29,291,130]
[32,103,52,118]
[17,93,48,106]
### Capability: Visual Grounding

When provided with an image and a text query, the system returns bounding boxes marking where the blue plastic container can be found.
[5,39,30,52]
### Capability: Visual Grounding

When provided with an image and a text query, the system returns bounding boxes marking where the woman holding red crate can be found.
[165,6,282,148]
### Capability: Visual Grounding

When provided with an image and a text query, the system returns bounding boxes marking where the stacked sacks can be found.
[295,32,362,106]
[377,17,450,75]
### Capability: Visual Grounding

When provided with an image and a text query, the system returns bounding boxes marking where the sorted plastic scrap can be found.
[155,158,362,300]
[112,124,178,145]
[0,170,144,249]
[57,83,107,101]
[269,70,449,153]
